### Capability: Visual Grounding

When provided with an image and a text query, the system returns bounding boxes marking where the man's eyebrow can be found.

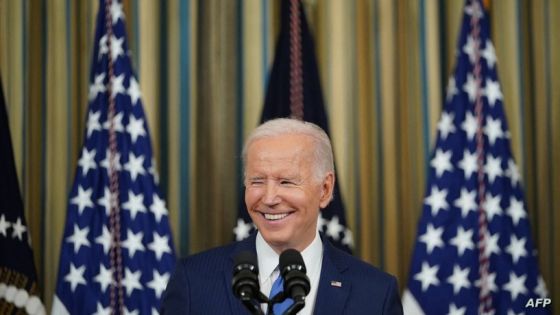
[279,175,297,179]
[279,175,303,182]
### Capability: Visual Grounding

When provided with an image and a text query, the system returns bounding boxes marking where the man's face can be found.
[244,133,334,253]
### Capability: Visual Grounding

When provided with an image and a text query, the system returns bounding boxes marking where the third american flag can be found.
[403,0,550,314]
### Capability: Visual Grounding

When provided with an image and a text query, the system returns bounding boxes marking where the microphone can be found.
[232,251,266,315]
[279,249,310,314]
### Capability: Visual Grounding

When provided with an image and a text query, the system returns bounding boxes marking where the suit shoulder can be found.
[176,242,237,270]
[329,244,397,285]
[320,244,403,314]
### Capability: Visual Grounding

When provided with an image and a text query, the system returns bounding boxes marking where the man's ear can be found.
[319,172,335,208]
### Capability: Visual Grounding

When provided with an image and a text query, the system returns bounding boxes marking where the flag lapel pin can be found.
[330,280,342,288]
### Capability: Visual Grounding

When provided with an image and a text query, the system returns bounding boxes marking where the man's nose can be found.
[262,182,281,205]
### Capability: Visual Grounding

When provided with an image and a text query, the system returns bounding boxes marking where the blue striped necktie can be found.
[268,273,294,315]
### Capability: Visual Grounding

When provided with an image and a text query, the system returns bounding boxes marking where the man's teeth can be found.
[264,213,289,221]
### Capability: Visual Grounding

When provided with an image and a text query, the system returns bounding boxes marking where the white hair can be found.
[242,118,334,181]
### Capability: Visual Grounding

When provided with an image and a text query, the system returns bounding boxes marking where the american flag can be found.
[51,1,175,314]
[402,1,550,314]
[233,0,353,253]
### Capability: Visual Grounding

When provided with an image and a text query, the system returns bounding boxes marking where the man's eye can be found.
[250,180,264,185]
[280,180,295,185]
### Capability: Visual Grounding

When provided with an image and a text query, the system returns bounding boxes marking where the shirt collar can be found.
[256,232,279,280]
[255,231,323,280]
[301,230,323,275]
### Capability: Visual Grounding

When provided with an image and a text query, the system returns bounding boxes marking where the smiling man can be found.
[243,122,334,254]
[161,118,403,315]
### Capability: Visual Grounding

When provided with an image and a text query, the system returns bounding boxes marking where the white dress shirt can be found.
[256,231,323,315]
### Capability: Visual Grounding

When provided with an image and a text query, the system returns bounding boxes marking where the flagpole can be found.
[468,0,493,313]
[289,0,304,120]
[105,0,125,313]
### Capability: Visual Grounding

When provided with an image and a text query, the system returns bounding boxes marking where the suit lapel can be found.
[225,233,258,314]
[314,240,350,314]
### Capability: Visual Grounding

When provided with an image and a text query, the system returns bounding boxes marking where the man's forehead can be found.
[247,146,312,167]
[248,134,313,152]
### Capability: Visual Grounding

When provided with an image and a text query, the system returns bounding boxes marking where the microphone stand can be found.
[239,291,268,315]
[267,292,284,314]
[282,298,305,315]
[267,292,305,315]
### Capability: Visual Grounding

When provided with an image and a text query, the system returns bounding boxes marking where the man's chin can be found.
[260,231,293,252]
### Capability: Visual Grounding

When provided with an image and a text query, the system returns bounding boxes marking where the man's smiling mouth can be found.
[263,212,292,221]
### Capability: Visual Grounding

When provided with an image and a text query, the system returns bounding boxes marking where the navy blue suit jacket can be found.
[161,234,403,314]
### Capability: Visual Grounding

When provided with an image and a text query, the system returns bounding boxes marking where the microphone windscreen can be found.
[279,248,306,274]
[232,251,260,300]
[279,248,310,301]
[234,250,258,271]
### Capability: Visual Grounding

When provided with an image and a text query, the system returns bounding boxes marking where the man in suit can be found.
[161,118,403,314]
